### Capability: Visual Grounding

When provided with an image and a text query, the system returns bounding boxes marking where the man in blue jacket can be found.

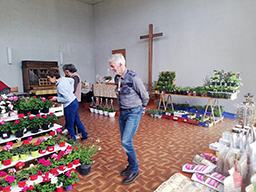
[46,69,88,141]
[109,53,149,185]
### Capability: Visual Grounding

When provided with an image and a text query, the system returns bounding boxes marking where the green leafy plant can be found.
[0,175,16,187]
[108,107,117,112]
[19,98,33,111]
[45,137,56,146]
[28,167,38,176]
[16,169,30,182]
[0,121,11,132]
[0,147,13,160]
[80,138,101,165]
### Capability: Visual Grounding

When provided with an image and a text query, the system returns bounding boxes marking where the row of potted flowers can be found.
[89,105,117,117]
[0,163,79,192]
[0,113,57,139]
[0,94,54,116]
[0,136,101,191]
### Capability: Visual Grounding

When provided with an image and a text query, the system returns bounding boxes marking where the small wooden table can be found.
[153,92,237,125]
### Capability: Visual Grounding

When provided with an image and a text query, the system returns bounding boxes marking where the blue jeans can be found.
[64,99,88,141]
[119,106,143,173]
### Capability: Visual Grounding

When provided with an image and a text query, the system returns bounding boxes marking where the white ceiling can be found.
[76,0,106,5]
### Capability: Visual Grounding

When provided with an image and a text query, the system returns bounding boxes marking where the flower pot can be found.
[58,141,66,148]
[21,110,30,116]
[18,178,27,188]
[94,109,98,114]
[1,185,11,192]
[72,181,77,186]
[41,107,49,113]
[47,146,55,152]
[59,165,66,171]
[20,153,28,160]
[79,164,91,175]
[15,129,24,138]
[98,110,103,115]
[31,150,39,157]
[67,162,73,168]
[103,111,109,116]
[39,149,47,154]
[50,168,58,174]
[89,108,94,113]
[30,126,40,133]
[11,154,19,162]
[49,121,54,127]
[2,158,11,166]
[30,173,38,181]
[1,131,11,139]
[65,185,72,191]
[56,187,63,192]
[73,159,80,165]
[41,123,49,130]
[31,109,40,115]
[108,112,116,117]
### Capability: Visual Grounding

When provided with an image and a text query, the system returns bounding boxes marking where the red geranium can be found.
[18,114,25,118]
[50,131,55,136]
[7,142,13,146]
[16,161,25,169]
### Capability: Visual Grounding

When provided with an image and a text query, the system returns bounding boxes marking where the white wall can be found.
[93,0,256,113]
[0,0,94,90]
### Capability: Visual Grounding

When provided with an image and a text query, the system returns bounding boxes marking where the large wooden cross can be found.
[140,24,163,91]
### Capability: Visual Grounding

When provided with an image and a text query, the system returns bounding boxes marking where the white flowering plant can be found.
[79,138,101,165]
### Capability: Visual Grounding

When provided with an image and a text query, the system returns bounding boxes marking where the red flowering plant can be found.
[29,142,40,152]
[15,162,30,182]
[49,153,59,170]
[21,185,37,192]
[27,114,44,128]
[36,158,52,173]
[40,97,53,109]
[55,151,67,166]
[45,134,56,147]
[0,174,16,187]
[103,75,112,81]
[11,117,29,133]
[45,112,58,124]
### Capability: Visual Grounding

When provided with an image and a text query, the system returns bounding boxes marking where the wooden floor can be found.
[55,102,237,192]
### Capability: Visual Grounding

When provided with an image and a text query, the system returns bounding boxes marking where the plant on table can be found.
[16,169,30,183]
[45,135,56,146]
[40,97,53,109]
[19,98,33,111]
[29,142,40,152]
[45,112,58,123]
[18,140,30,155]
[11,118,28,134]
[56,134,68,144]
[28,166,38,176]
[37,138,48,151]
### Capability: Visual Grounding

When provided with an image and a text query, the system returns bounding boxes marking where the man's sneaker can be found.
[62,129,68,134]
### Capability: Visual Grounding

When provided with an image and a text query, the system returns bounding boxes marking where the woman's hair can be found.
[108,53,125,66]
[46,69,60,79]
[62,64,77,73]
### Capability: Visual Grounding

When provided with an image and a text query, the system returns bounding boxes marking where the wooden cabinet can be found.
[21,61,59,94]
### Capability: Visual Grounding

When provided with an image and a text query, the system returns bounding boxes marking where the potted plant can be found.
[79,138,101,175]
[62,170,79,191]
[10,147,20,162]
[29,142,40,157]
[37,138,48,154]
[19,98,33,115]
[29,96,42,114]
[28,166,39,181]
[96,105,103,115]
[102,106,109,116]
[56,134,68,148]
[89,104,94,113]
[40,97,53,113]
[0,121,11,139]
[16,169,30,188]
[45,136,56,152]
[0,175,16,192]
[45,112,57,127]
[108,107,117,117]
[49,155,59,175]
[0,145,13,166]
[18,141,30,160]
[37,158,51,175]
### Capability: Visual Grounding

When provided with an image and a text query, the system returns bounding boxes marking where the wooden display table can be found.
[153,92,237,125]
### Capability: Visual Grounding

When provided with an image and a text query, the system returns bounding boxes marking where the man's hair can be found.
[108,53,125,66]
[46,69,60,79]
[62,64,77,73]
